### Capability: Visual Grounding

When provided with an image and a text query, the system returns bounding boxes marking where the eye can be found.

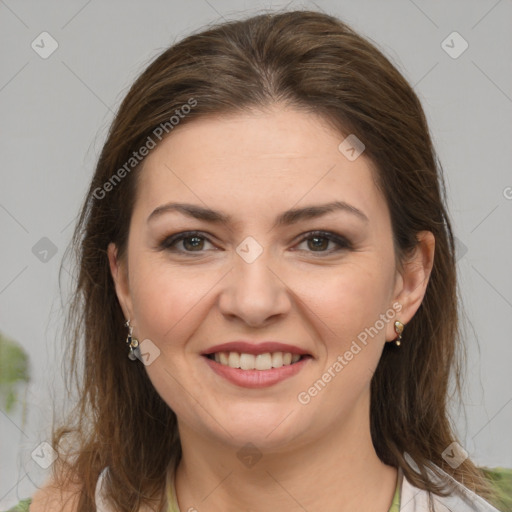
[158,231,216,254]
[158,230,352,256]
[293,231,352,255]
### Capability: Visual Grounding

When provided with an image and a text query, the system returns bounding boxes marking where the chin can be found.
[204,403,306,450]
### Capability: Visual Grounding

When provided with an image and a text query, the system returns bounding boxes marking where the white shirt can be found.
[400,465,501,511]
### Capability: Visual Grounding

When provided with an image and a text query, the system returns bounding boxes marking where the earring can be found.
[125,319,141,361]
[394,321,404,346]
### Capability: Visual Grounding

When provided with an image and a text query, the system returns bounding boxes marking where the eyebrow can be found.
[147,200,369,227]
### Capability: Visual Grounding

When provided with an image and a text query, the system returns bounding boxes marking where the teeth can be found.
[271,352,283,368]
[228,352,240,368]
[255,353,272,370]
[212,351,303,370]
[240,353,254,370]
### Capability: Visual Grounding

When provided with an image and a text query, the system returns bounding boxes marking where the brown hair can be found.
[52,8,492,511]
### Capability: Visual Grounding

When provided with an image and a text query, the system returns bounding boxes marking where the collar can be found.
[399,463,501,511]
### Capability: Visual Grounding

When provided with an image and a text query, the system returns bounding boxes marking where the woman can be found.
[10,8,510,512]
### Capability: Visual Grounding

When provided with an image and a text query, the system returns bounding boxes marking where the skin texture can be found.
[108,104,435,512]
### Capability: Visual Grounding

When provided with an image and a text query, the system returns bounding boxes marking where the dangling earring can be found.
[394,320,404,346]
[125,319,141,361]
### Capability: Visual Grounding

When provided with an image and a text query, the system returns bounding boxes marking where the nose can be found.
[218,247,292,327]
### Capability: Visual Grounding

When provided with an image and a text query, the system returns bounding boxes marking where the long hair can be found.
[51,9,492,511]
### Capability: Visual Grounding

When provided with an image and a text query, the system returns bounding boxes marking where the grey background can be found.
[1,0,511,507]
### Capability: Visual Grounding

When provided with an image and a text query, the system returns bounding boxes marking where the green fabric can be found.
[3,498,31,512]
[389,479,400,512]
[482,467,512,511]
[3,467,511,511]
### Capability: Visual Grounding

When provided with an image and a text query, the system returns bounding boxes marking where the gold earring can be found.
[394,321,404,346]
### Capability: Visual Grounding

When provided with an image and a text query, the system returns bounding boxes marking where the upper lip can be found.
[202,341,311,356]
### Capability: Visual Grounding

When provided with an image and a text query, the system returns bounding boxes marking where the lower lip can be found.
[203,356,310,388]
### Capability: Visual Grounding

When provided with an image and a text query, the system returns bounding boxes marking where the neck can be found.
[172,404,397,512]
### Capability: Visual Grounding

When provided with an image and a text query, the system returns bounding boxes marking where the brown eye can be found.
[306,236,330,251]
[158,230,351,257]
[159,231,215,254]
[181,236,205,251]
[294,231,352,254]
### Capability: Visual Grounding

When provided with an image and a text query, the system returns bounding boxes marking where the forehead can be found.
[134,106,387,224]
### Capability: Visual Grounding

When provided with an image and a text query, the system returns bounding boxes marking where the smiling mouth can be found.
[204,351,310,371]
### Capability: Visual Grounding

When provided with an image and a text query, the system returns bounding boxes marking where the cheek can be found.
[296,262,393,411]
[129,259,213,345]
[127,260,215,414]
[294,258,392,343]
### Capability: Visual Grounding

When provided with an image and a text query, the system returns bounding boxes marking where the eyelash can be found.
[158,230,352,256]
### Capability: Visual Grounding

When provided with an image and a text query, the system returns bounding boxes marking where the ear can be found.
[107,242,134,322]
[386,231,435,342]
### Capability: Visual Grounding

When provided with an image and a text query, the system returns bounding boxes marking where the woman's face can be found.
[109,105,431,452]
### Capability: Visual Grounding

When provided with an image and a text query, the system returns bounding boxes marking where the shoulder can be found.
[482,467,512,511]
[28,466,114,512]
[400,465,507,512]
[28,476,82,512]
[2,498,32,512]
